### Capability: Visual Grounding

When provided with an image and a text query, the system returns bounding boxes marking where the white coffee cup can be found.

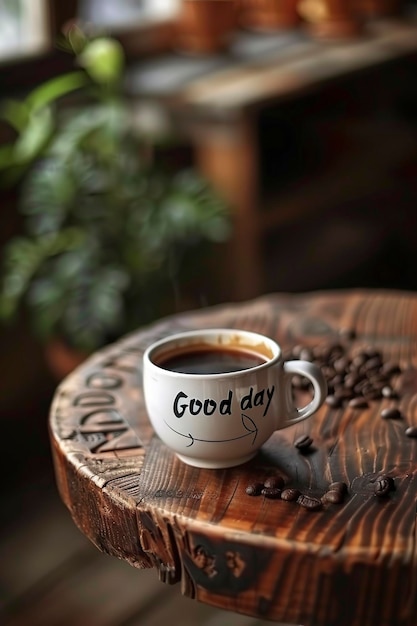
[143,328,327,469]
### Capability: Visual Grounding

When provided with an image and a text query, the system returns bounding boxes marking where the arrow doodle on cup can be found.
[164,413,259,447]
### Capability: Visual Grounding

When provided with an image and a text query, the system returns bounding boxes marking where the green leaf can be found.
[13,107,54,163]
[0,100,30,132]
[26,71,88,112]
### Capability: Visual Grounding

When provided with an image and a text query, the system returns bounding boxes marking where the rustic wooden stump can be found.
[49,289,417,626]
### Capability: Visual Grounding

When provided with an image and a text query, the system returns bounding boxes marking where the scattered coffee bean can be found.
[339,327,356,341]
[322,490,344,504]
[381,362,401,377]
[325,395,343,408]
[329,481,348,494]
[364,356,383,372]
[381,386,398,399]
[299,347,314,362]
[348,397,369,409]
[294,434,314,452]
[261,487,282,499]
[344,373,360,389]
[380,407,403,420]
[351,354,367,369]
[405,426,417,438]
[281,488,301,502]
[264,475,285,490]
[374,476,395,497]
[297,494,323,511]
[365,389,383,401]
[334,357,349,374]
[245,482,263,496]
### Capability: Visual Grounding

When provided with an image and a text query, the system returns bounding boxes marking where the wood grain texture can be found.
[49,289,417,626]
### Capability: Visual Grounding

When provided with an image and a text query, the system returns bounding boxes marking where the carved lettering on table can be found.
[74,391,116,407]
[70,365,143,454]
[102,351,142,373]
[86,372,123,389]
[183,533,271,595]
[78,406,142,453]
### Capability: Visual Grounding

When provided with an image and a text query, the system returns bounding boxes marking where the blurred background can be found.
[1,1,417,624]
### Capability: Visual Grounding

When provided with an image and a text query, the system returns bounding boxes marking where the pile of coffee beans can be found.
[286,335,402,412]
[245,473,349,512]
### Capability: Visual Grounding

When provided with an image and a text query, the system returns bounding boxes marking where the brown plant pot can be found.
[175,0,237,54]
[298,0,362,39]
[44,338,89,381]
[239,0,301,30]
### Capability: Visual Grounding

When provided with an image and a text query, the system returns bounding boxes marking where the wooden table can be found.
[50,289,417,626]
[126,17,417,300]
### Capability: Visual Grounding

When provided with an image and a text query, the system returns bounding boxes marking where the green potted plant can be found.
[0,25,230,378]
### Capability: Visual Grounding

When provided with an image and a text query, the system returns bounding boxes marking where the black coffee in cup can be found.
[155,346,267,375]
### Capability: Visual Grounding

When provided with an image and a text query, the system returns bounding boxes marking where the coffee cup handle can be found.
[283,360,328,424]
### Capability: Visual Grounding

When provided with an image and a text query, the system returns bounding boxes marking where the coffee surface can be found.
[157,346,267,374]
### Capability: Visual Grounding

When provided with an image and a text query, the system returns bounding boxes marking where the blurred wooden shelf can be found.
[126,17,417,301]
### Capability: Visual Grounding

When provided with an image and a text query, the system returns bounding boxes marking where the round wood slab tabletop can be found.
[49,289,417,626]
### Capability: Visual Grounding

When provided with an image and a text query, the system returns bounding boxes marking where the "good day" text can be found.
[173,386,275,419]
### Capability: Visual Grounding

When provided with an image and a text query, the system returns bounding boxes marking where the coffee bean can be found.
[261,487,281,499]
[344,373,360,389]
[374,476,395,497]
[353,379,369,394]
[363,347,382,360]
[329,481,348,494]
[316,343,341,363]
[264,475,285,490]
[364,356,383,372]
[368,375,389,389]
[339,327,356,341]
[281,488,301,502]
[245,482,263,496]
[299,347,314,362]
[334,357,349,373]
[380,407,403,420]
[330,373,344,386]
[405,426,417,438]
[381,361,401,377]
[381,386,398,399]
[294,434,314,451]
[322,490,344,504]
[297,494,322,511]
[291,344,305,359]
[326,395,343,408]
[351,354,367,369]
[348,397,369,409]
[363,388,382,401]
[359,382,374,396]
